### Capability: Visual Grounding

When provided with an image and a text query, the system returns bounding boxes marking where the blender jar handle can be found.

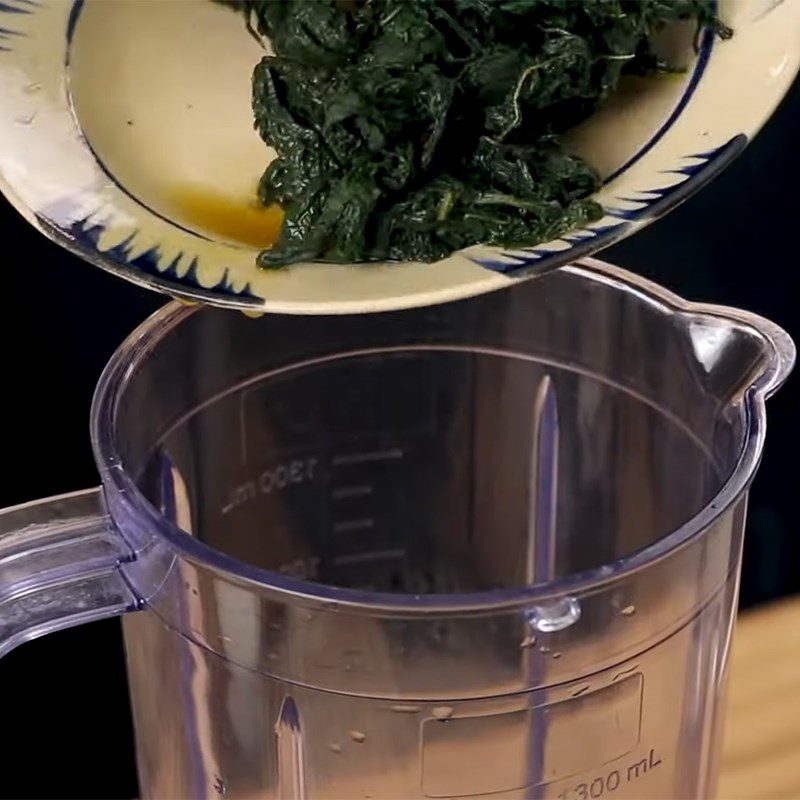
[0,487,139,658]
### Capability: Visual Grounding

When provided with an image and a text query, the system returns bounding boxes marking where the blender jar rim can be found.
[89,259,794,615]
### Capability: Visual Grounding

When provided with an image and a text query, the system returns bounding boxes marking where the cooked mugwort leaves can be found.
[225,1,731,267]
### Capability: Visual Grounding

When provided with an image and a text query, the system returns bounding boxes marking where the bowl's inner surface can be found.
[68,0,698,251]
[69,0,281,249]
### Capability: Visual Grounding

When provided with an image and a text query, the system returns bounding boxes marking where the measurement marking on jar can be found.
[556,749,662,800]
[332,448,403,466]
[220,457,318,514]
[331,485,373,500]
[332,548,405,566]
[333,518,374,533]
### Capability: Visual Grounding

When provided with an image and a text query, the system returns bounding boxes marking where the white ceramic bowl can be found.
[0,0,798,313]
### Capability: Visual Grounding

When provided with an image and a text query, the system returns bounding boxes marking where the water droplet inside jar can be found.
[390,704,420,714]
[349,730,367,743]
[620,605,636,616]
[432,706,453,721]
[527,596,581,632]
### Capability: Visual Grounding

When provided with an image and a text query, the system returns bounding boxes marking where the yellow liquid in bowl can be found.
[167,186,283,249]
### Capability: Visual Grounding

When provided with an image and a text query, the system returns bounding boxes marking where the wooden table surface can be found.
[719,596,800,799]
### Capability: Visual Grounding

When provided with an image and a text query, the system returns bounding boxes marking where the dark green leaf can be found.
[222,0,730,266]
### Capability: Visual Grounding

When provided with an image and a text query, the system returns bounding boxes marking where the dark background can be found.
[1,78,798,798]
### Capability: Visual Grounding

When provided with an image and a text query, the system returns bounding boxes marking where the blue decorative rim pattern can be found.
[473,134,747,275]
[35,211,263,306]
